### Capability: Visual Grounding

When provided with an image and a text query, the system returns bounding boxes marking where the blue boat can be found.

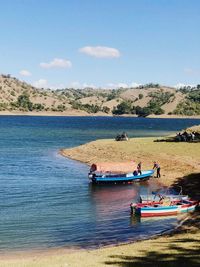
[89,170,154,183]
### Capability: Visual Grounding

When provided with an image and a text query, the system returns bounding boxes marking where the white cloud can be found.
[174,83,196,89]
[106,83,128,88]
[106,82,140,89]
[130,82,141,88]
[68,81,97,89]
[67,81,141,89]
[33,79,49,88]
[33,79,68,89]
[33,80,141,90]
[40,58,72,69]
[19,70,32,76]
[79,46,120,58]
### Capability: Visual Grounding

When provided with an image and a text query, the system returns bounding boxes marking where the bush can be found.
[138,93,143,99]
[148,91,174,105]
[102,106,110,113]
[107,90,120,101]
[138,83,160,89]
[112,100,133,115]
[173,89,200,115]
[173,100,200,115]
[17,94,33,111]
[187,89,200,102]
[135,106,151,117]
[33,103,45,111]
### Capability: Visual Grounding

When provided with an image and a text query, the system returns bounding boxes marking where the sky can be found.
[0,0,199,89]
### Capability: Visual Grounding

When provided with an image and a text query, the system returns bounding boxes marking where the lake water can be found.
[0,116,199,252]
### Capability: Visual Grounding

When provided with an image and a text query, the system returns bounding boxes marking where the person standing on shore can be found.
[153,161,161,178]
[137,162,142,175]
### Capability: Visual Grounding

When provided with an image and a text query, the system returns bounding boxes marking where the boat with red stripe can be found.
[131,199,197,217]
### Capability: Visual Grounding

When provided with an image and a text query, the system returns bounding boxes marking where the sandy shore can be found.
[1,227,200,267]
[1,136,200,266]
[60,137,200,186]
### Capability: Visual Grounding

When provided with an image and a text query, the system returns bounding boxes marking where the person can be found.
[153,161,161,178]
[137,162,142,175]
[191,132,195,141]
[122,132,128,141]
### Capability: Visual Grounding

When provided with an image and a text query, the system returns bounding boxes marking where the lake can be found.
[0,116,199,252]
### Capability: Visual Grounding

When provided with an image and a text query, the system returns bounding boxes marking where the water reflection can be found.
[89,183,138,214]
[130,214,141,225]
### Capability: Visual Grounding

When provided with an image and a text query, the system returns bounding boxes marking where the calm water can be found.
[0,116,199,252]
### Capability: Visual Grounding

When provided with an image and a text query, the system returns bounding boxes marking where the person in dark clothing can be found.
[137,162,142,175]
[153,162,161,178]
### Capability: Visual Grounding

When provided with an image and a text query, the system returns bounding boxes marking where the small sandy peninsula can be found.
[61,136,200,187]
[1,127,200,267]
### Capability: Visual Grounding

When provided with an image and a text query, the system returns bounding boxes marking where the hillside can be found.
[0,74,200,116]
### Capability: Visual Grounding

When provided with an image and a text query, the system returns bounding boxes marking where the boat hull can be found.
[135,203,196,217]
[90,170,154,183]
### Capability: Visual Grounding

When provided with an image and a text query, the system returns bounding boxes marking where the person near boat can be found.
[153,161,161,178]
[88,162,154,183]
[137,162,142,175]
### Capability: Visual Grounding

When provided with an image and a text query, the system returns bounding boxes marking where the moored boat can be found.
[88,161,154,183]
[89,170,154,183]
[131,198,197,217]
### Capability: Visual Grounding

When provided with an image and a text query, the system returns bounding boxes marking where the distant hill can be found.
[0,74,200,116]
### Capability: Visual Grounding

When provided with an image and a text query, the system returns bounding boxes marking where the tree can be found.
[112,101,132,115]
[17,94,33,111]
[135,106,151,117]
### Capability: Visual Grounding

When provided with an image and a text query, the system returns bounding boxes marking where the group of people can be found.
[134,161,161,178]
[175,131,199,142]
[115,132,129,141]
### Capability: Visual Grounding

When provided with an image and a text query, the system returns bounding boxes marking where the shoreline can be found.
[0,111,200,119]
[1,225,199,266]
[0,214,187,257]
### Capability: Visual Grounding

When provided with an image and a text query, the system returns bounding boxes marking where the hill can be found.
[0,74,200,116]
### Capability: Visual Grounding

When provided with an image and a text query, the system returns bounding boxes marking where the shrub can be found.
[102,106,110,113]
[135,106,151,117]
[112,100,133,115]
[138,93,143,99]
[17,94,33,111]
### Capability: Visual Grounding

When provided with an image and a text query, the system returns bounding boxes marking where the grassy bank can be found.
[61,137,200,186]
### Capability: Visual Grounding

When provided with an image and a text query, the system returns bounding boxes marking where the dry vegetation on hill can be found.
[0,74,200,116]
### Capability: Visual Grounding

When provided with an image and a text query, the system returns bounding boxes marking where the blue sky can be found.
[0,0,199,88]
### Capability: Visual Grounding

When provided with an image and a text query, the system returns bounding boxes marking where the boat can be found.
[88,162,154,183]
[131,198,197,217]
[139,187,189,204]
